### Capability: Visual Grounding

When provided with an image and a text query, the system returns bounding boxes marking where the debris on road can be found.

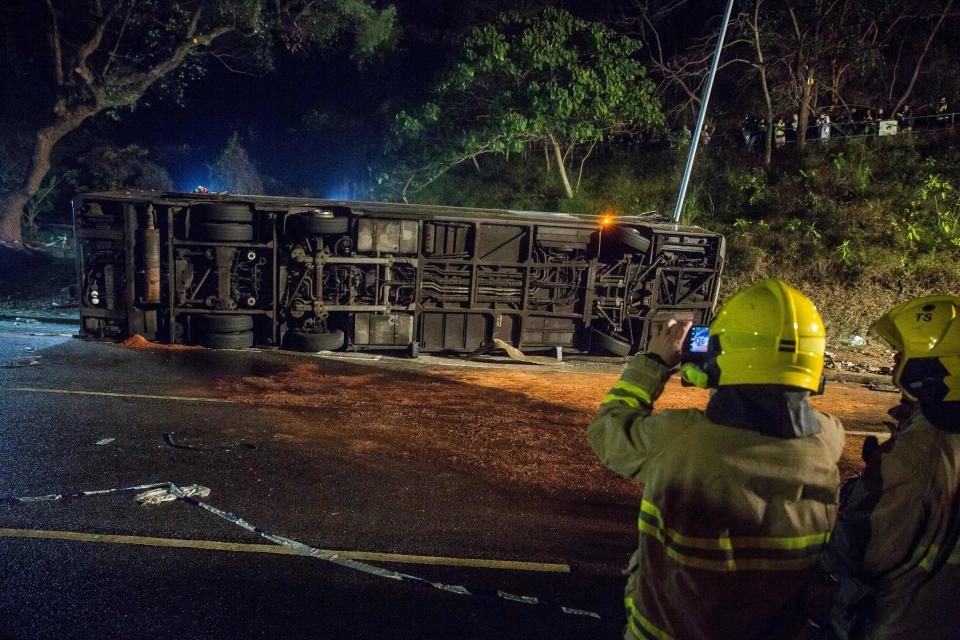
[822,338,896,376]
[2,355,42,368]
[824,351,893,375]
[15,481,610,622]
[316,352,382,361]
[467,338,563,366]
[119,334,201,351]
[866,382,900,393]
[133,483,210,505]
[95,437,115,446]
[164,431,255,452]
[14,481,171,502]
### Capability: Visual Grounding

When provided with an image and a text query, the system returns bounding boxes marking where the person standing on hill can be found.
[775,117,787,147]
[819,112,832,140]
[896,105,913,132]
[936,96,951,128]
[588,279,844,640]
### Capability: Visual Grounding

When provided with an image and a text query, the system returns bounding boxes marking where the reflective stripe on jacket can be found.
[822,411,960,639]
[588,355,844,640]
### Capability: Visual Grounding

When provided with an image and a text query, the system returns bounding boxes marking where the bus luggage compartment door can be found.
[353,312,415,347]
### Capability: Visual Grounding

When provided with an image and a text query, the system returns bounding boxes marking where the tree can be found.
[744,0,775,167]
[886,0,955,115]
[389,7,663,201]
[209,133,264,194]
[0,0,395,247]
[78,145,174,192]
[627,2,751,125]
[636,0,956,152]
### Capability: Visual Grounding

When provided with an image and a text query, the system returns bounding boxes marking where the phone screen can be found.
[686,325,710,353]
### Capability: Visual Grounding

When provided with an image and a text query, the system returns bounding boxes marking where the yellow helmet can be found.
[870,295,960,402]
[708,279,826,392]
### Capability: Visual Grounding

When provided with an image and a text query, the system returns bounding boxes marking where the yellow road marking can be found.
[0,387,233,404]
[0,528,570,573]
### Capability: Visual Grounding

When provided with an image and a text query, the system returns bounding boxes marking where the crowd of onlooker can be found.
[725,97,955,150]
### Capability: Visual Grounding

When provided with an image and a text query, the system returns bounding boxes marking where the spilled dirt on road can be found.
[217,362,631,499]
[118,334,202,350]
[217,362,896,497]
[809,383,897,433]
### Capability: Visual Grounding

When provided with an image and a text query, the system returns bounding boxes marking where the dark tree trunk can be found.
[0,192,27,247]
[798,71,814,148]
[0,111,92,247]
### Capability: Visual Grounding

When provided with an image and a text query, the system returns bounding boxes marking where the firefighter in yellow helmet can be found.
[821,295,960,639]
[588,278,844,640]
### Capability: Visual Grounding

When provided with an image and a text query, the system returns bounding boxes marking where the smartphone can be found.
[682,325,711,361]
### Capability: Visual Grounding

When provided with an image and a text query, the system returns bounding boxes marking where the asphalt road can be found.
[0,322,631,640]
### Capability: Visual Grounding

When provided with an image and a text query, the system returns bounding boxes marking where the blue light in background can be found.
[324,185,353,201]
[177,169,221,194]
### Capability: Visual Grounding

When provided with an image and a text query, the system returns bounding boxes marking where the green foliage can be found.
[22,175,65,241]
[678,183,715,226]
[898,171,960,252]
[270,0,397,57]
[387,7,662,199]
[409,134,960,338]
[836,239,854,265]
[78,145,174,192]
[735,170,769,207]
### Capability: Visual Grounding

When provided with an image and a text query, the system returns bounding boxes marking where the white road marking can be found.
[0,387,233,403]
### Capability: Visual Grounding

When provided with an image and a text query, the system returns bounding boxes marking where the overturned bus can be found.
[73,192,724,356]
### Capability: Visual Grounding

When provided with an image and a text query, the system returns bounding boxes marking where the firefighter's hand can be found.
[647,319,692,368]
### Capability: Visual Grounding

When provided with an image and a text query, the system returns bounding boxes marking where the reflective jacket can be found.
[822,410,960,639]
[587,355,844,640]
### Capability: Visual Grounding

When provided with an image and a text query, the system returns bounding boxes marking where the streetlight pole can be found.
[672,0,737,224]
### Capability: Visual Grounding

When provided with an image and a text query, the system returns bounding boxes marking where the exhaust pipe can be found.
[137,205,161,304]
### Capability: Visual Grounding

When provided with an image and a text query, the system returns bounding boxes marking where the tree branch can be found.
[106,6,235,99]
[75,0,123,88]
[788,7,804,43]
[886,41,903,105]
[209,51,266,77]
[574,139,596,195]
[102,0,138,78]
[44,0,63,85]
[750,0,773,166]
[122,27,233,95]
[892,0,953,114]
